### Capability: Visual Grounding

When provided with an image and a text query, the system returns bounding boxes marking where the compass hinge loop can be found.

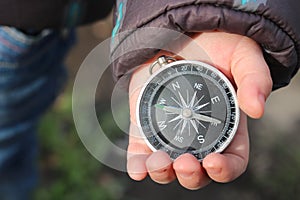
[149,55,177,74]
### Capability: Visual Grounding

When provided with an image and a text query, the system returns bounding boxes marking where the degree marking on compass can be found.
[205,68,209,74]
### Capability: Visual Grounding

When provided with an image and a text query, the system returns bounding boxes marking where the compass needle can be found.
[154,104,165,110]
[155,104,182,114]
[193,113,221,124]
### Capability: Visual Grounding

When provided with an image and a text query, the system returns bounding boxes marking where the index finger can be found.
[202,111,249,182]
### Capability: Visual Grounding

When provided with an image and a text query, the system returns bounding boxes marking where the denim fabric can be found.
[0,27,75,200]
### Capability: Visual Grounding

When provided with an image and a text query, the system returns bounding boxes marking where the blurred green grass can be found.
[34,84,124,200]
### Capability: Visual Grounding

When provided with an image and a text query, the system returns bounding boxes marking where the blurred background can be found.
[34,15,300,200]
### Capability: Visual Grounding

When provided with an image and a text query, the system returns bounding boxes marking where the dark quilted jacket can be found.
[111,0,300,90]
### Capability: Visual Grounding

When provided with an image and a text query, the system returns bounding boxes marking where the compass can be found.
[136,56,240,160]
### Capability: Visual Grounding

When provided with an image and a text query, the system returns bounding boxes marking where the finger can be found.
[146,151,176,184]
[202,112,249,182]
[127,61,165,181]
[231,38,273,118]
[129,63,152,125]
[173,153,211,190]
[127,124,152,181]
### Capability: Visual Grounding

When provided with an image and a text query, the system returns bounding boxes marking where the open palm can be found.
[127,32,272,190]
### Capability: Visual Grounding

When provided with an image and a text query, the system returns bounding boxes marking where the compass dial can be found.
[136,60,239,160]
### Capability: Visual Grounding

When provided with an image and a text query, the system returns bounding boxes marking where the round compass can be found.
[136,56,240,160]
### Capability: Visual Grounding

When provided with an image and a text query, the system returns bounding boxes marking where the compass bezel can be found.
[136,60,240,161]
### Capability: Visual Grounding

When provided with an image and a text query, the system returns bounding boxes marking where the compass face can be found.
[136,60,239,160]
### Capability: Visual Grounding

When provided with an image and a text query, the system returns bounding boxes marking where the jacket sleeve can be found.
[110,0,300,90]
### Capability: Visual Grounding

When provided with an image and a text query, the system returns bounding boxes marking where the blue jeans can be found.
[0,27,75,200]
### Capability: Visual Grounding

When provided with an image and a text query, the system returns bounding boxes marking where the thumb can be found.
[231,38,273,119]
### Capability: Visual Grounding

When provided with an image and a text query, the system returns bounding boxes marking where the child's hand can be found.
[127,32,272,190]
